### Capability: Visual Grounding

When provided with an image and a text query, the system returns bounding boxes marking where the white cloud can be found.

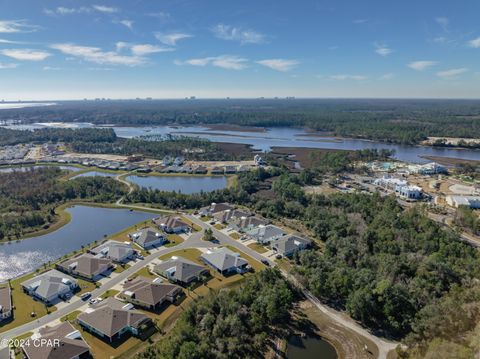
[116,42,173,56]
[353,19,368,24]
[468,37,480,48]
[407,61,437,71]
[256,59,299,72]
[0,38,25,44]
[178,55,248,70]
[0,48,51,61]
[50,43,145,66]
[0,62,18,69]
[212,24,266,44]
[155,32,192,46]
[330,74,367,81]
[119,20,134,30]
[380,73,395,80]
[435,17,449,32]
[436,67,468,79]
[0,20,39,33]
[42,66,61,71]
[92,5,118,13]
[375,43,392,56]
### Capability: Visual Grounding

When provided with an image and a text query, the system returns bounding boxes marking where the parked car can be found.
[81,292,92,301]
[261,259,270,266]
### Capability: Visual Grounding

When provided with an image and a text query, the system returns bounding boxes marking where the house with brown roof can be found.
[199,202,235,217]
[129,228,166,249]
[77,298,151,344]
[122,276,182,311]
[153,216,190,234]
[154,256,209,285]
[23,321,91,359]
[228,216,269,232]
[0,285,12,322]
[213,208,251,224]
[56,254,114,281]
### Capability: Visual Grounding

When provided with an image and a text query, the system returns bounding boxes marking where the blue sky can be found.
[0,0,479,100]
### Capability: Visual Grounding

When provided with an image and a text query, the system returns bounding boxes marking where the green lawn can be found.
[214,223,225,230]
[102,289,119,299]
[229,232,240,239]
[247,242,268,254]
[60,310,81,322]
[76,278,97,296]
[165,234,184,247]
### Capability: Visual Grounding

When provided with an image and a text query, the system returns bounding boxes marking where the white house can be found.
[21,270,78,305]
[446,195,480,209]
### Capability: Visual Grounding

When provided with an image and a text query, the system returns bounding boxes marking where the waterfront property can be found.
[154,256,209,285]
[446,195,480,209]
[89,240,135,263]
[122,276,182,311]
[199,202,235,217]
[407,162,447,175]
[0,284,12,322]
[56,253,114,281]
[200,247,249,275]
[129,228,166,249]
[271,235,312,258]
[246,224,286,244]
[228,216,269,232]
[153,216,190,234]
[22,321,91,359]
[77,298,152,344]
[21,269,78,305]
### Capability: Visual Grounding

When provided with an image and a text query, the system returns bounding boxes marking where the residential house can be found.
[246,224,286,244]
[228,216,269,232]
[153,216,190,234]
[193,165,208,174]
[122,276,182,311]
[56,254,113,281]
[77,298,152,343]
[22,322,91,359]
[199,202,235,217]
[129,228,166,249]
[154,256,209,285]
[89,241,135,263]
[224,165,237,174]
[210,166,224,175]
[200,248,249,275]
[213,208,251,224]
[271,235,312,257]
[21,270,78,305]
[0,285,12,322]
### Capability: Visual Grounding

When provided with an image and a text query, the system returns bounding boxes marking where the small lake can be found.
[126,175,228,194]
[0,165,82,173]
[287,336,337,359]
[0,205,156,281]
[70,171,117,179]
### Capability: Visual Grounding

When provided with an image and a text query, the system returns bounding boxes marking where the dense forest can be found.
[2,99,480,145]
[0,167,126,240]
[137,269,295,359]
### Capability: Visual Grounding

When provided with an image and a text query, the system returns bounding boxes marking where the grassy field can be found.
[60,310,81,322]
[229,232,240,239]
[214,223,225,230]
[247,242,268,254]
[165,234,184,247]
[75,278,97,296]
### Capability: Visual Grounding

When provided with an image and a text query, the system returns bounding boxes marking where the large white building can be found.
[446,195,480,209]
[374,176,423,200]
[408,162,447,175]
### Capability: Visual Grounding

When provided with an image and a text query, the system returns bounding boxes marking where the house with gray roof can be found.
[213,208,251,224]
[200,248,249,275]
[0,285,12,322]
[271,235,312,257]
[246,224,286,244]
[154,256,209,285]
[199,202,234,217]
[129,228,166,249]
[21,270,78,305]
[56,253,114,281]
[122,276,182,311]
[89,240,135,263]
[228,216,269,232]
[153,216,190,234]
[77,298,152,343]
[23,321,90,359]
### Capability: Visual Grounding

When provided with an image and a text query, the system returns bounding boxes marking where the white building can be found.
[408,162,447,175]
[374,176,423,200]
[446,195,480,209]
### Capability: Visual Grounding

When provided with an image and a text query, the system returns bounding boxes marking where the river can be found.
[2,123,479,163]
[0,205,156,281]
